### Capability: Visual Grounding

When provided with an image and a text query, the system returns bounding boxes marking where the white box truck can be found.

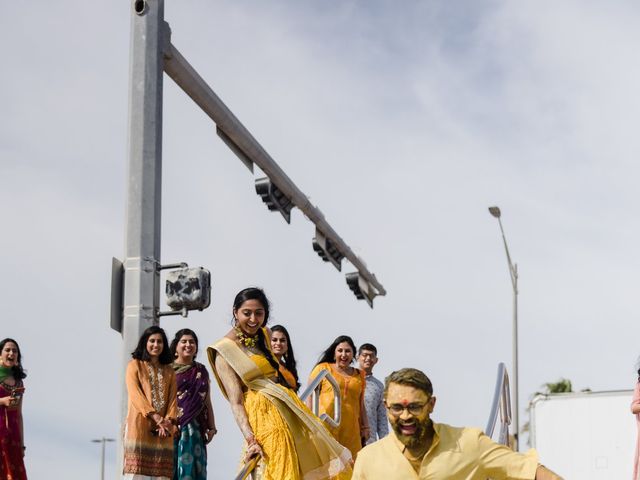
[529,390,635,479]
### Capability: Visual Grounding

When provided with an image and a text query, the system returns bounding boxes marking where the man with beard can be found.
[352,368,562,479]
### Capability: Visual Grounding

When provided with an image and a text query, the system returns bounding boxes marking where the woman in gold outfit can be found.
[270,324,300,392]
[308,335,369,461]
[207,287,351,480]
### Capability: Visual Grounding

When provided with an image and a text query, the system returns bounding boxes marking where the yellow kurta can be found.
[208,335,352,480]
[123,359,178,478]
[309,363,366,458]
[352,423,539,479]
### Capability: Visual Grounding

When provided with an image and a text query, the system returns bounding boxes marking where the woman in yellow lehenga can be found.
[207,287,351,480]
[308,335,369,462]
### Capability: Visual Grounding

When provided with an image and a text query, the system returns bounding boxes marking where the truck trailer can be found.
[529,389,635,479]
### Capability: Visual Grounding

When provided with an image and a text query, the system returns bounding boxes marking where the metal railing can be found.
[299,370,342,428]
[234,370,342,479]
[485,362,512,446]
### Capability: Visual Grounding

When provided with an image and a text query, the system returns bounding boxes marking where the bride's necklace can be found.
[234,326,259,349]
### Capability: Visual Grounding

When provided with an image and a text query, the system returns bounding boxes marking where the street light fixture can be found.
[488,205,519,450]
[91,437,115,480]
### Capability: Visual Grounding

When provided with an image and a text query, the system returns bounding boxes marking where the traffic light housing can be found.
[345,272,376,308]
[255,177,293,223]
[312,229,344,271]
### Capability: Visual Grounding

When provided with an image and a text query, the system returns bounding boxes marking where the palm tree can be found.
[541,378,573,394]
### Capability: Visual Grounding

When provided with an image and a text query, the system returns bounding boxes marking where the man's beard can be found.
[391,418,430,449]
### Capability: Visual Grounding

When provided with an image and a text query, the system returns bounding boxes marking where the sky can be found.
[1,1,640,478]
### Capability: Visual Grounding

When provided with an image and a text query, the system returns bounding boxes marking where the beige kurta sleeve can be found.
[476,430,539,479]
[125,360,156,417]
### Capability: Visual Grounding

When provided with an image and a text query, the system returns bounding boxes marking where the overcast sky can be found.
[2,1,640,478]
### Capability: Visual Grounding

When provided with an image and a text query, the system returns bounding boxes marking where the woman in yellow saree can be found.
[207,287,351,480]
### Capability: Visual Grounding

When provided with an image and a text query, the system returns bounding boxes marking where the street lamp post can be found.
[91,437,115,480]
[488,206,519,450]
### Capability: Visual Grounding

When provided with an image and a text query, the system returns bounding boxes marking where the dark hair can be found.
[384,368,433,398]
[316,335,357,366]
[358,343,378,356]
[271,325,300,391]
[170,328,199,359]
[232,287,270,325]
[0,338,26,380]
[232,288,282,383]
[131,326,173,365]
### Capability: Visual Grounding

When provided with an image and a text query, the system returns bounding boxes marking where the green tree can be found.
[541,378,573,394]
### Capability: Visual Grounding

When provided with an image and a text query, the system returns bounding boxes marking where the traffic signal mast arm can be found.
[162,32,386,301]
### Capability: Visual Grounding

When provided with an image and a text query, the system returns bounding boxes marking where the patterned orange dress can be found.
[123,359,178,478]
[309,363,366,458]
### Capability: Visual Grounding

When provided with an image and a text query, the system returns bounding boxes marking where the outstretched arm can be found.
[214,354,262,459]
[535,465,563,479]
[631,382,640,414]
[19,398,24,455]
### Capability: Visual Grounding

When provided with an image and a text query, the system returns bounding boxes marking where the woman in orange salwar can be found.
[207,287,351,480]
[123,326,178,480]
[0,338,27,480]
[308,335,369,460]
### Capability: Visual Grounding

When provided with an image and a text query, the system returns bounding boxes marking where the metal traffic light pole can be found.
[117,0,166,475]
[117,0,386,475]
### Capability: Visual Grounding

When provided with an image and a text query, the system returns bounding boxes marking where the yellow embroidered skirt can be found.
[244,389,300,480]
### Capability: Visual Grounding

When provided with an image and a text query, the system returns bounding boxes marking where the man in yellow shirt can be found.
[352,368,562,480]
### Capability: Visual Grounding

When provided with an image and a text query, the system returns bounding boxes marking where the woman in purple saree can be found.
[171,329,217,480]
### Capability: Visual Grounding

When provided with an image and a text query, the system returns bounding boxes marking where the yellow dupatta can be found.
[208,336,352,480]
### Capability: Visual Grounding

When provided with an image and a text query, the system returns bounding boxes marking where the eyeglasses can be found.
[386,402,428,417]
